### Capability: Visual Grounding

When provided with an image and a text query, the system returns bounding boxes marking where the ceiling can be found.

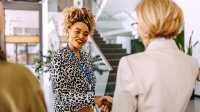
[103,0,140,16]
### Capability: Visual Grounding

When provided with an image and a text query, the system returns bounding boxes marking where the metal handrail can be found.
[89,36,113,71]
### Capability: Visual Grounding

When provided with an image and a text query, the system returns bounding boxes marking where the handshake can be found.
[95,96,113,112]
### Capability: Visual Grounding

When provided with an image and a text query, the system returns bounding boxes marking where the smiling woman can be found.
[50,6,106,112]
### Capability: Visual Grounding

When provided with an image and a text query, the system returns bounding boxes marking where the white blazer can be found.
[112,39,199,112]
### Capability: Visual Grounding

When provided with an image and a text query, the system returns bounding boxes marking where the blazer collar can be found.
[145,38,179,51]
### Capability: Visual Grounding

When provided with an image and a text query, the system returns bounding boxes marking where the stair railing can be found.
[89,36,113,71]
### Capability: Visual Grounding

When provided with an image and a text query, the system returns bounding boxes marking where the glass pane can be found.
[4,9,40,65]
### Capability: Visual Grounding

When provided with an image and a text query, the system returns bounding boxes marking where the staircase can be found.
[92,31,127,97]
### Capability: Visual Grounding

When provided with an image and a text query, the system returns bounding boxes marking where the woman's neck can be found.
[68,44,80,59]
[144,37,164,48]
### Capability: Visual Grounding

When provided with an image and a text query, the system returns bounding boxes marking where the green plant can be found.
[174,30,185,52]
[131,38,145,54]
[33,50,53,75]
[174,30,199,56]
[91,55,107,75]
[186,30,199,56]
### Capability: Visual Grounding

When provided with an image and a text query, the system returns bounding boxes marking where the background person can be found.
[50,6,109,112]
[0,63,48,112]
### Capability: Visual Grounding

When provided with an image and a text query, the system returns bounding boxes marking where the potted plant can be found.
[186,30,199,55]
[33,50,53,79]
[175,30,199,54]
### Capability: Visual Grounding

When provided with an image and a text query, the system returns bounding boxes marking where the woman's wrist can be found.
[94,96,102,106]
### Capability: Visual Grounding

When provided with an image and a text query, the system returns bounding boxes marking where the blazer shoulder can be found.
[182,53,199,67]
[189,56,199,68]
[123,52,146,61]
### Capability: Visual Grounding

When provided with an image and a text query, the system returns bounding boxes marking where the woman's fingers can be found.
[100,105,110,112]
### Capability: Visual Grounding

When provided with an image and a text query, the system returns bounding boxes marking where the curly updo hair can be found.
[62,6,96,35]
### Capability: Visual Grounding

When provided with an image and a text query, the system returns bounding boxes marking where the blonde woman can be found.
[50,7,107,112]
[112,0,199,112]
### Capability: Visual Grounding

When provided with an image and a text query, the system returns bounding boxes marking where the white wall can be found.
[174,0,200,64]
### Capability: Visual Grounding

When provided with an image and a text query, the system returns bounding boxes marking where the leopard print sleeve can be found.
[86,53,96,91]
[50,48,95,112]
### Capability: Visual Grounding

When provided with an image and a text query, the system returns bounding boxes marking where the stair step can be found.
[97,43,122,48]
[104,92,114,97]
[93,37,103,41]
[105,82,116,93]
[93,31,100,36]
[108,59,120,66]
[110,66,118,73]
[101,48,126,53]
[95,40,106,44]
[92,35,101,38]
[104,53,126,59]
[107,73,117,82]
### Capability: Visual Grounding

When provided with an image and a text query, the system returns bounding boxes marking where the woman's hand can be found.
[99,104,110,112]
[95,96,113,112]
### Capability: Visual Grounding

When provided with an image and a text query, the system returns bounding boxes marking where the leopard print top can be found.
[50,47,96,112]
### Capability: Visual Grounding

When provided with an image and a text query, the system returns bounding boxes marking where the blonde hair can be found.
[135,0,183,39]
[62,6,96,35]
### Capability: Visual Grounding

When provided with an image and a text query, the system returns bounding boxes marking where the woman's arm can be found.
[112,57,139,112]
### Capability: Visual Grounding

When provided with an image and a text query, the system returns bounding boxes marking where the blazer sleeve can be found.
[112,57,139,112]
[50,50,95,111]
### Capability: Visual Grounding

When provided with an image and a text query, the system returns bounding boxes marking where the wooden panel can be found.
[5,36,39,43]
